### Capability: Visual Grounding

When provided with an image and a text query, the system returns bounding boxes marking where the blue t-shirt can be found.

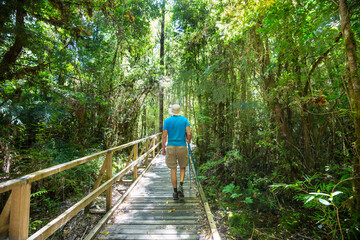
[163,116,190,146]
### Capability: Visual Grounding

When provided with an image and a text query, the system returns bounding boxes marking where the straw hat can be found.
[168,104,183,115]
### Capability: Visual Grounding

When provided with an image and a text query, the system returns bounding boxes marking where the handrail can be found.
[0,133,161,240]
[188,145,221,240]
[0,133,160,194]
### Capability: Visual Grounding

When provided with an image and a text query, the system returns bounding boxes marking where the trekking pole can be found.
[187,143,191,191]
[188,144,200,188]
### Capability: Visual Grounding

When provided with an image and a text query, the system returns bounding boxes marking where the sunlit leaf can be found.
[332,191,343,197]
[319,199,331,206]
[304,196,315,204]
[309,192,330,197]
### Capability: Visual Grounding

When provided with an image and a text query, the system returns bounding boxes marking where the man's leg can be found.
[166,146,179,200]
[171,168,177,188]
[177,147,188,198]
[180,167,186,182]
[178,167,186,198]
[171,169,178,200]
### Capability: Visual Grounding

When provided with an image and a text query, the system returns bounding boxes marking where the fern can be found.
[31,189,48,198]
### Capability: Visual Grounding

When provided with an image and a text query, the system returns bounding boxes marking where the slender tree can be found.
[339,0,360,214]
[159,1,165,132]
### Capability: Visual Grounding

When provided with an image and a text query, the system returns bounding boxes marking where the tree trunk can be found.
[339,0,360,214]
[159,2,165,133]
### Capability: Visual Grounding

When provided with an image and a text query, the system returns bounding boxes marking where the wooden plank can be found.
[84,151,161,240]
[119,146,135,183]
[112,215,199,221]
[111,219,200,225]
[113,209,201,216]
[118,204,201,210]
[0,224,9,239]
[118,179,134,184]
[114,209,202,215]
[0,193,12,239]
[105,151,113,211]
[9,184,31,240]
[138,141,147,157]
[118,207,202,212]
[119,200,201,206]
[85,160,108,212]
[103,224,203,232]
[151,137,156,158]
[101,228,200,235]
[98,234,200,240]
[157,135,160,153]
[125,196,200,201]
[92,159,107,190]
[145,139,149,165]
[127,147,135,166]
[133,143,138,180]
[128,194,198,198]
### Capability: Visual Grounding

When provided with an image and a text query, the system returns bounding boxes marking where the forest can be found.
[1,0,360,239]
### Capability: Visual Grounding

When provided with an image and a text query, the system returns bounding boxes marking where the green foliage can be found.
[222,183,242,199]
[279,210,304,233]
[228,212,253,237]
[271,169,360,239]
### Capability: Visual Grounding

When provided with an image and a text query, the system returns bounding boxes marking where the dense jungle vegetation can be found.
[1,0,360,239]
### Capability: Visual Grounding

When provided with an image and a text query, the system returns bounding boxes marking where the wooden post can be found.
[0,193,12,238]
[133,143,138,180]
[85,160,107,212]
[157,135,160,154]
[105,151,113,212]
[9,184,31,240]
[145,139,149,166]
[152,137,156,158]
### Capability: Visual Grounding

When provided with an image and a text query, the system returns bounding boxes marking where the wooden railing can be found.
[0,133,161,240]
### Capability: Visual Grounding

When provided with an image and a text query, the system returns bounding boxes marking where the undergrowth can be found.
[194,149,360,240]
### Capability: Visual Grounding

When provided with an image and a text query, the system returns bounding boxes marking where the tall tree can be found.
[339,0,360,214]
[159,0,165,132]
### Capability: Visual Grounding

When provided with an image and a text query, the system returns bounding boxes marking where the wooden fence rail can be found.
[0,133,161,240]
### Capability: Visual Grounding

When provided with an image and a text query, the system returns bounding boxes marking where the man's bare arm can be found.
[162,130,168,155]
[185,126,192,144]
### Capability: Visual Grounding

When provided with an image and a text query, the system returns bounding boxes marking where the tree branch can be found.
[0,0,26,83]
[303,32,342,95]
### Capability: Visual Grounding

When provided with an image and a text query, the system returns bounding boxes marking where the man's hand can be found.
[185,126,192,145]
[162,148,166,156]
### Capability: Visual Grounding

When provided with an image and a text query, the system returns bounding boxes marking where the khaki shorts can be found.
[166,146,188,169]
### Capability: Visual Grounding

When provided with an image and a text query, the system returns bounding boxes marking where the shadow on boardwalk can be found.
[96,154,212,240]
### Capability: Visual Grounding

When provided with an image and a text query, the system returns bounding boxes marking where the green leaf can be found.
[230,193,241,199]
[223,183,235,194]
[309,192,330,197]
[244,197,253,204]
[331,191,343,197]
[304,196,315,204]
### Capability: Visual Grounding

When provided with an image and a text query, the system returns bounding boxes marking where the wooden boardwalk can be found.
[96,154,212,240]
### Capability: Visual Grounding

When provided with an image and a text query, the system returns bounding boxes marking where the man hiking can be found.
[162,104,192,200]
